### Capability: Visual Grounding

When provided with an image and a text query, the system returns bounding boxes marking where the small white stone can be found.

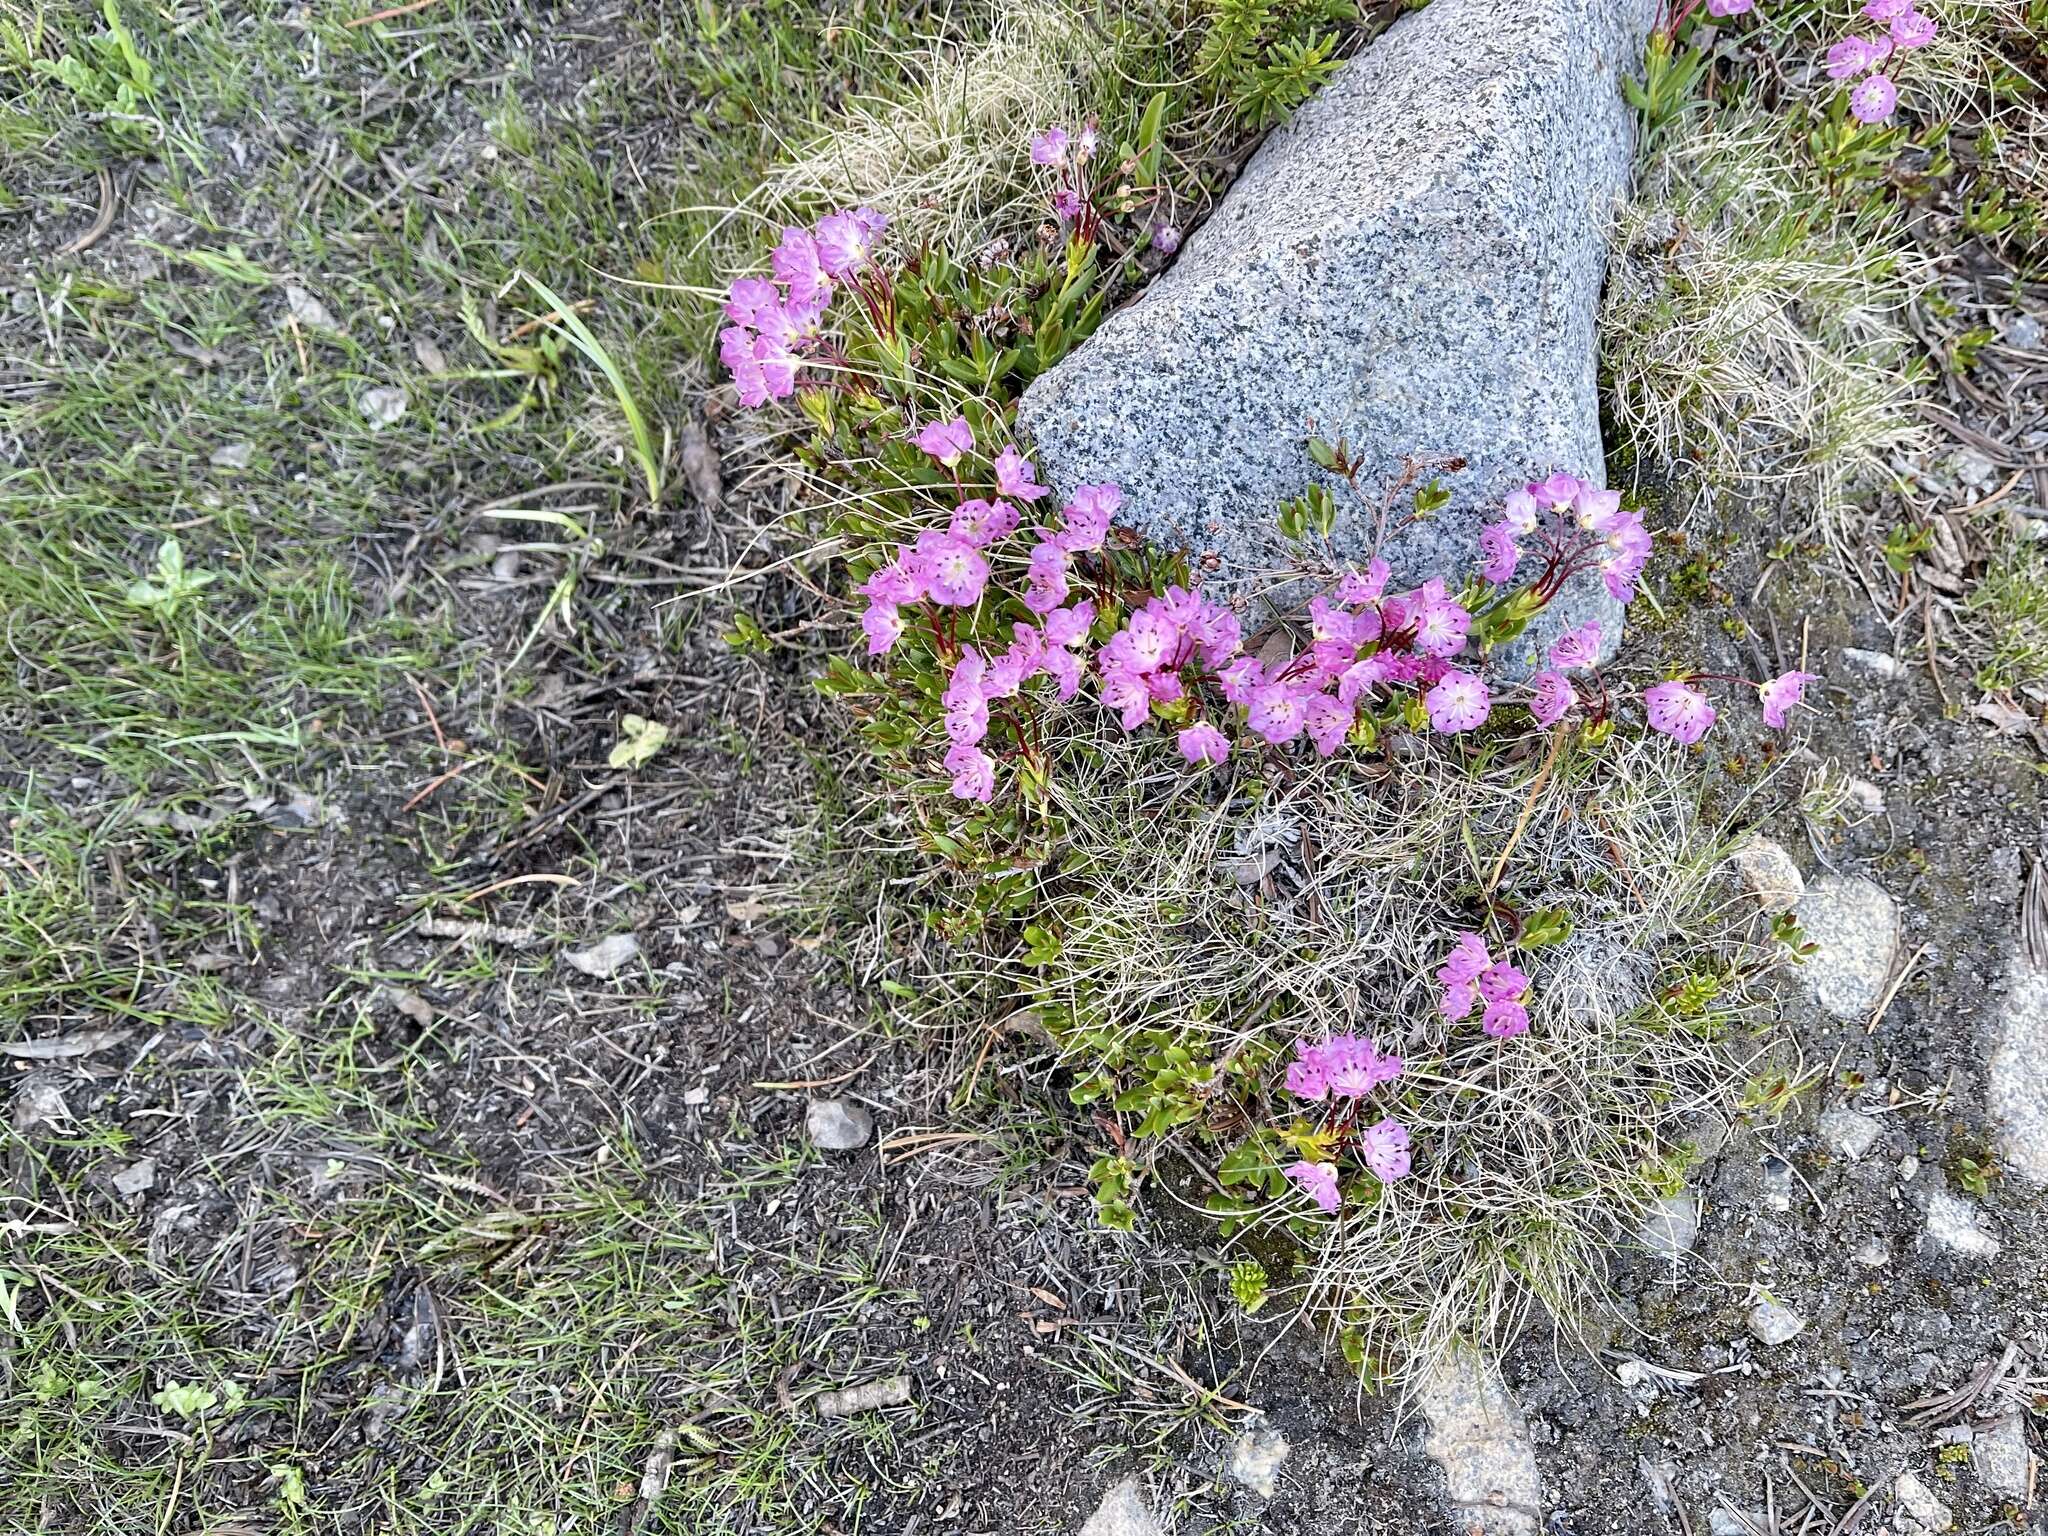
[1924,1190,2000,1259]
[1845,778,1886,816]
[1228,1417,1290,1497]
[1899,1155,1920,1182]
[1729,836,1804,914]
[111,1158,157,1196]
[1841,647,1907,680]
[1819,1105,1881,1160]
[562,933,640,978]
[1639,1189,1699,1259]
[358,384,409,429]
[1079,1477,1164,1536]
[1415,1351,1542,1534]
[1891,1471,1953,1533]
[1853,1238,1890,1269]
[1747,1298,1806,1346]
[805,1098,874,1152]
[1972,1415,2035,1500]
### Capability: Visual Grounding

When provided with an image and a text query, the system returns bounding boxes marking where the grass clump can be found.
[1037,730,1786,1378]
[1964,535,2048,690]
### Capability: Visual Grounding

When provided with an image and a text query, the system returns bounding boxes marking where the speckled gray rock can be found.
[1794,875,1900,1022]
[1729,836,1804,913]
[1079,1477,1164,1536]
[1018,0,1652,675]
[1415,1350,1543,1533]
[1972,1415,2036,1500]
[1228,1417,1291,1497]
[1923,1189,2000,1259]
[1987,953,2048,1185]
[1818,1104,1881,1161]
[1891,1471,1953,1534]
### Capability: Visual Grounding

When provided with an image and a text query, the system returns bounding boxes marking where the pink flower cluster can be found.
[1279,1034,1411,1214]
[1030,120,1101,231]
[1436,932,1534,1040]
[1827,0,1938,124]
[720,207,888,407]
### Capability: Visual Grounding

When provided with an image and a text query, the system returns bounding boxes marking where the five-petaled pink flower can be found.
[1030,127,1069,166]
[1529,669,1575,727]
[1284,1159,1340,1214]
[1359,1120,1412,1181]
[916,415,974,467]
[1548,621,1603,672]
[1758,669,1816,729]
[944,742,995,803]
[1643,680,1717,745]
[1478,521,1520,585]
[1851,73,1899,124]
[813,206,886,277]
[916,531,990,607]
[994,445,1050,502]
[1425,670,1490,733]
[1248,682,1309,744]
[1706,0,1751,15]
[1890,9,1936,46]
[1057,484,1118,550]
[1482,999,1530,1039]
[1862,0,1911,19]
[1826,36,1881,77]
[861,602,903,655]
[1177,721,1230,766]
[771,226,831,308]
[949,498,1018,548]
[1303,693,1355,757]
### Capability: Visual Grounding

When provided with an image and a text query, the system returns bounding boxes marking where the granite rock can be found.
[1794,875,1900,1023]
[1987,953,2048,1185]
[806,1098,875,1152]
[1079,1477,1164,1536]
[1747,1298,1806,1346]
[1415,1350,1543,1533]
[1818,1104,1881,1161]
[1018,0,1653,675]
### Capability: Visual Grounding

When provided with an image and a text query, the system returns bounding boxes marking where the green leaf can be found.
[606,714,670,771]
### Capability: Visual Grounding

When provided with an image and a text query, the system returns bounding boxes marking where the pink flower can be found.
[944,647,986,710]
[770,226,831,307]
[1336,558,1392,605]
[945,700,989,745]
[1441,980,1479,1022]
[1194,602,1243,667]
[916,531,990,607]
[1150,222,1182,255]
[1030,127,1069,166]
[1217,656,1264,706]
[1529,669,1575,726]
[862,561,922,606]
[1106,609,1175,673]
[1478,521,1520,585]
[861,601,903,655]
[1438,932,1491,987]
[1055,483,1119,550]
[1177,721,1230,766]
[1051,188,1084,222]
[916,415,974,467]
[1041,646,1082,700]
[1334,654,1385,704]
[983,647,1034,699]
[1548,621,1603,672]
[1099,671,1150,731]
[1572,485,1622,528]
[1323,1034,1403,1097]
[1302,693,1354,757]
[1359,1120,1412,1181]
[1862,0,1911,18]
[1535,471,1582,509]
[1041,600,1094,649]
[1425,670,1490,733]
[755,294,826,350]
[1643,680,1717,745]
[1247,683,1309,744]
[1598,510,1653,601]
[1851,72,1899,124]
[994,445,1049,502]
[1285,1041,1329,1101]
[1143,669,1184,705]
[813,207,885,277]
[1309,595,1355,645]
[1482,999,1530,1039]
[1022,538,1069,614]
[1478,961,1529,1006]
[1826,36,1880,77]
[1044,602,1095,649]
[752,335,799,400]
[1075,119,1099,162]
[944,742,995,803]
[1757,669,1816,728]
[724,277,779,326]
[1890,9,1936,46]
[1284,1159,1340,1215]
[1500,489,1539,534]
[1412,596,1472,658]
[949,498,1019,548]
[1705,0,1751,14]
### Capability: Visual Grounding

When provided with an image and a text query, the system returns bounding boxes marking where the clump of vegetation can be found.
[1965,537,2048,691]
[1193,0,1358,126]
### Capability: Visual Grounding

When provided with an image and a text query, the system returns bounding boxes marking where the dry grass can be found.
[1602,109,1928,521]
[1033,727,1787,1381]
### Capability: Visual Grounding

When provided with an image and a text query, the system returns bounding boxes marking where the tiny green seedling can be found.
[607,714,670,771]
[124,538,216,620]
